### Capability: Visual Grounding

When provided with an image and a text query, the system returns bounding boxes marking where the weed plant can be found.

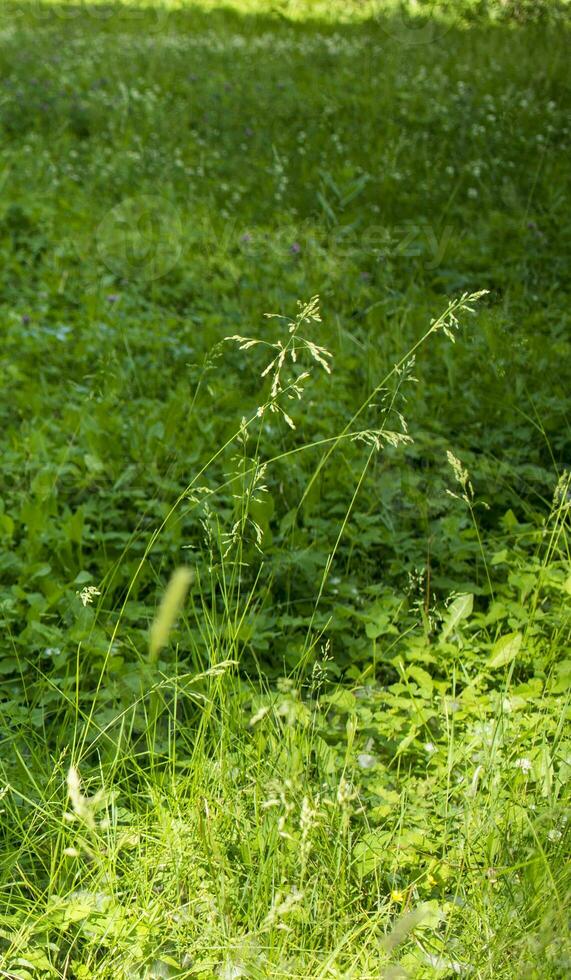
[0,1,569,977]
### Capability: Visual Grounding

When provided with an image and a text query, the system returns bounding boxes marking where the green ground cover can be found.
[0,1,570,976]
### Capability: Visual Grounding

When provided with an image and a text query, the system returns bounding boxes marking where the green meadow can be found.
[0,1,570,976]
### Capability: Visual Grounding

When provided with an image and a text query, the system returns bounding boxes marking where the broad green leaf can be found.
[382,901,444,952]
[66,507,85,545]
[407,665,433,696]
[323,689,356,713]
[354,830,390,878]
[550,660,571,694]
[0,512,14,538]
[364,602,391,639]
[487,631,523,669]
[396,725,419,755]
[485,601,508,625]
[440,593,473,642]
[84,453,104,473]
[61,894,98,925]
[491,549,509,565]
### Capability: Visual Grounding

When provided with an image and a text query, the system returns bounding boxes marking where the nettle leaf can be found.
[487,631,523,669]
[363,601,396,640]
[323,689,356,713]
[440,593,473,643]
[407,665,433,697]
[549,660,571,695]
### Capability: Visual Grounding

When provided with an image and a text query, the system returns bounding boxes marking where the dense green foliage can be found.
[0,1,569,976]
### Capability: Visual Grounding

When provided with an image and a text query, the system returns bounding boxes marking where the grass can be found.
[0,0,570,976]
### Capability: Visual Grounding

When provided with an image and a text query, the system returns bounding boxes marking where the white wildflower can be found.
[514,757,532,774]
[77,585,101,607]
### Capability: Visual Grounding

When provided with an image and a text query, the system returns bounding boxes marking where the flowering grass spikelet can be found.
[225,296,331,430]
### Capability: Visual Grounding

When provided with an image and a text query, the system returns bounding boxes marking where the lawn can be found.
[0,0,570,976]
